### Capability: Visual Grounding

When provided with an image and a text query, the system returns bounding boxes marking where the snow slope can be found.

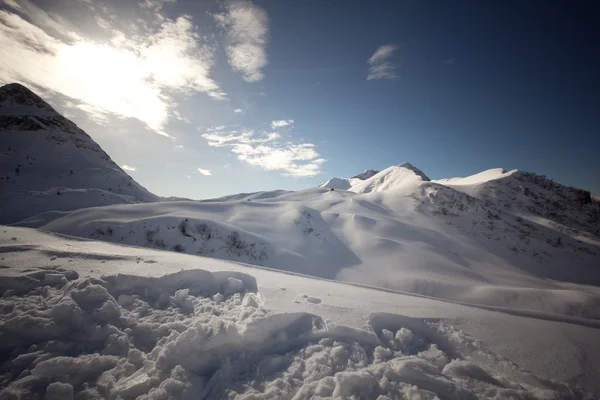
[25,163,600,320]
[0,227,598,398]
[0,83,157,225]
[435,169,600,244]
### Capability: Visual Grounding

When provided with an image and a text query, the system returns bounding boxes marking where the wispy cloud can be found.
[367,44,398,80]
[201,126,325,177]
[0,1,225,137]
[214,1,269,82]
[234,108,243,113]
[197,168,212,176]
[271,119,294,129]
[121,164,137,172]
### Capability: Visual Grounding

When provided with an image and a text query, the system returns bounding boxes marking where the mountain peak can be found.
[397,162,430,181]
[0,83,58,116]
[351,169,380,180]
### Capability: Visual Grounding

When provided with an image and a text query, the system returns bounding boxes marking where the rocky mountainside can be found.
[435,168,600,242]
[0,83,157,224]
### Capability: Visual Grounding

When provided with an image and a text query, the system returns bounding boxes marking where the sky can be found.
[1,0,599,198]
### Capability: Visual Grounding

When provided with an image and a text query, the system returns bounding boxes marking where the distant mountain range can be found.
[2,83,599,318]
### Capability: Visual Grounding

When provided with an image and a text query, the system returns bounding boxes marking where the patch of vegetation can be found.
[179,219,196,241]
[145,227,160,243]
[195,223,212,240]
[173,244,185,252]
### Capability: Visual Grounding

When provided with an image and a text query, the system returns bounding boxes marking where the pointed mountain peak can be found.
[397,162,430,181]
[0,83,58,115]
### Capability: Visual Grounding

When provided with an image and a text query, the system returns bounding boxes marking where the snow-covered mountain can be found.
[436,168,599,243]
[351,169,380,180]
[0,83,158,224]
[319,162,428,193]
[20,161,600,320]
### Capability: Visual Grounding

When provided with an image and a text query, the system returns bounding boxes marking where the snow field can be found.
[0,263,594,399]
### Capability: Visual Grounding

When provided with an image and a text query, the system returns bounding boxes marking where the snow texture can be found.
[0,254,594,399]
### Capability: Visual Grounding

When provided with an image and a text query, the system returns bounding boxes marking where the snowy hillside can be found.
[0,83,157,225]
[319,162,429,193]
[19,162,599,321]
[0,227,598,398]
[435,169,600,243]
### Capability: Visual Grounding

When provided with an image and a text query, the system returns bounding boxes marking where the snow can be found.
[434,168,517,186]
[1,83,600,398]
[319,163,429,193]
[0,227,598,398]
[21,170,600,320]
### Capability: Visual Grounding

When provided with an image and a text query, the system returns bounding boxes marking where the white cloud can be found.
[121,164,137,171]
[197,168,212,176]
[0,3,225,137]
[202,126,325,177]
[215,1,268,82]
[174,144,184,148]
[271,119,294,129]
[234,108,243,113]
[367,44,397,80]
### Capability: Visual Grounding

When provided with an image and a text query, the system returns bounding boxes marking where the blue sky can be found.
[1,0,598,198]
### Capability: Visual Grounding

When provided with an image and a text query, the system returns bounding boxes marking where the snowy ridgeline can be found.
[25,175,600,320]
[0,265,593,400]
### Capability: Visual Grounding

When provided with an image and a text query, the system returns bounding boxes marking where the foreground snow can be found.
[0,227,599,399]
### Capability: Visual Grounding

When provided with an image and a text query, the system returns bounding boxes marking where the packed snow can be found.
[0,228,598,399]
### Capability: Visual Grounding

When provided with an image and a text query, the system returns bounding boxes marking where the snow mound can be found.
[0,267,591,399]
[0,83,157,225]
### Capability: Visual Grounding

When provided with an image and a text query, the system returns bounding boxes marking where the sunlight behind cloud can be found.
[0,5,225,137]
